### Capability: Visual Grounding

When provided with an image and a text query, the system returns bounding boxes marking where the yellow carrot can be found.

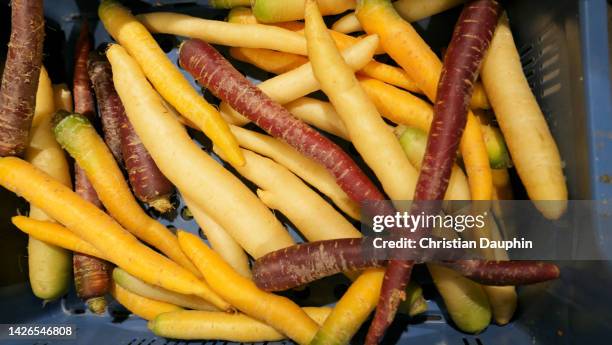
[182,196,252,278]
[357,0,492,200]
[284,98,350,140]
[138,12,308,55]
[252,0,356,23]
[26,68,73,301]
[52,84,73,112]
[304,0,418,201]
[13,216,105,259]
[150,307,332,342]
[0,157,216,299]
[216,148,361,242]
[111,282,183,321]
[52,112,200,277]
[332,0,466,33]
[310,269,385,345]
[107,44,294,259]
[481,14,567,218]
[98,0,243,166]
[178,231,319,345]
[230,125,359,219]
[229,47,308,74]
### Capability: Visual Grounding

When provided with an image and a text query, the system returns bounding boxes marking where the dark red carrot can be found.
[368,3,501,342]
[71,21,112,315]
[0,0,44,157]
[178,39,389,209]
[251,237,559,291]
[87,52,175,213]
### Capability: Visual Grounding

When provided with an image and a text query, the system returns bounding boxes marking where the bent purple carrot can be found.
[251,237,560,291]
[368,2,502,343]
[87,52,175,213]
[0,0,44,157]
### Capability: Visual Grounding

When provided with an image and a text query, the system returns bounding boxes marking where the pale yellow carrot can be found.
[229,125,359,219]
[26,69,72,301]
[284,98,350,140]
[357,0,492,200]
[111,282,183,321]
[252,0,356,23]
[52,84,73,112]
[112,268,217,311]
[182,196,252,278]
[150,307,332,342]
[107,44,294,259]
[216,148,361,242]
[0,158,210,298]
[481,14,567,218]
[178,231,319,345]
[138,12,308,55]
[98,0,243,166]
[304,0,418,201]
[13,216,105,260]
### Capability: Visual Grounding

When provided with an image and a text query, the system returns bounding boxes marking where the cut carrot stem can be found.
[107,44,294,259]
[99,0,244,166]
[0,157,211,298]
[52,111,200,278]
[0,0,44,157]
[87,52,175,213]
[178,231,319,345]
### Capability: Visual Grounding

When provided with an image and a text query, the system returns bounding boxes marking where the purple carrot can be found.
[87,52,175,213]
[0,0,44,157]
[368,2,502,343]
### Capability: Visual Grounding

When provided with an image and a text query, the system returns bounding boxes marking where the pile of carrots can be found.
[0,0,568,344]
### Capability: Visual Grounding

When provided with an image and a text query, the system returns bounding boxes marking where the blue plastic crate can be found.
[0,0,611,344]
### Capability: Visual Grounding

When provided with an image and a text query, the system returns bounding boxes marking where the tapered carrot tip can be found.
[86,296,107,315]
[446,260,561,286]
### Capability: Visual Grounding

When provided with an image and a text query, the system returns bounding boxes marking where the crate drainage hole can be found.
[462,338,484,345]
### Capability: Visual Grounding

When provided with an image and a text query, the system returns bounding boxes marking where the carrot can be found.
[52,84,73,112]
[209,0,250,8]
[0,0,44,157]
[73,21,96,120]
[178,39,388,207]
[220,34,379,123]
[12,216,105,259]
[367,2,501,341]
[107,44,294,258]
[252,239,561,290]
[112,268,217,311]
[52,111,200,277]
[357,0,493,202]
[216,147,361,242]
[137,12,308,55]
[0,158,216,299]
[303,0,419,202]
[229,126,359,219]
[252,0,355,23]
[481,13,567,219]
[98,1,243,166]
[26,67,72,301]
[229,47,308,74]
[149,308,332,342]
[178,231,319,345]
[182,197,252,278]
[110,282,183,321]
[87,52,175,213]
[284,98,350,140]
[332,0,466,33]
